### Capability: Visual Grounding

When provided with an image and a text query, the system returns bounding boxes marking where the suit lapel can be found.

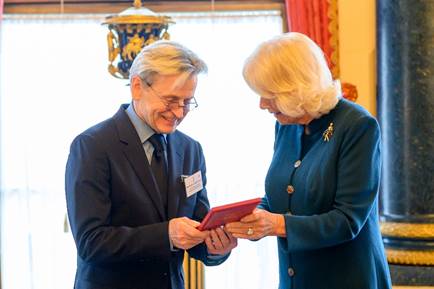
[113,105,166,220]
[167,133,184,219]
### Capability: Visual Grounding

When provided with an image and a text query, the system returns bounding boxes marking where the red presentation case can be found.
[197,197,262,231]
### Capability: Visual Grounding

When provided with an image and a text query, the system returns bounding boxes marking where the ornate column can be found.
[377,0,434,285]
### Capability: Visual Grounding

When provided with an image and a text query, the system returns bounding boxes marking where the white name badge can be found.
[183,171,203,198]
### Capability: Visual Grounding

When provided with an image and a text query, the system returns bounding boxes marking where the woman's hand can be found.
[205,227,238,255]
[225,209,286,240]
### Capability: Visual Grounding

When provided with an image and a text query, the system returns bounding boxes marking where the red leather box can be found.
[197,197,262,231]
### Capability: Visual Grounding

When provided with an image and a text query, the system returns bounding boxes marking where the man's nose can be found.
[171,106,186,118]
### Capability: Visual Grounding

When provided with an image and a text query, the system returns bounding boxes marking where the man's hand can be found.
[169,217,209,250]
[205,227,237,255]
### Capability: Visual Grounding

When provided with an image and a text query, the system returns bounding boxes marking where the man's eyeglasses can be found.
[143,81,198,112]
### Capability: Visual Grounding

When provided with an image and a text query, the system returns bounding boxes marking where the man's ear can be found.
[131,76,143,100]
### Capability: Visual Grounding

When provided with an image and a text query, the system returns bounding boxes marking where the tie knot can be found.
[149,134,166,158]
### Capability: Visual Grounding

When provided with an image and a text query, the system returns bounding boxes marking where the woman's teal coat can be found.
[261,98,392,289]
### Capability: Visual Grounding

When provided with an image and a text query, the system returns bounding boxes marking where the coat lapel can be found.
[112,105,166,220]
[166,133,184,219]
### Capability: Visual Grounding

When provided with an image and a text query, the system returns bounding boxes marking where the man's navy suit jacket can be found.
[65,105,227,289]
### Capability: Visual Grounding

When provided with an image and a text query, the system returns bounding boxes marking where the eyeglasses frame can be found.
[142,80,198,112]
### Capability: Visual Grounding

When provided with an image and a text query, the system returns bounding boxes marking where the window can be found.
[0,10,282,289]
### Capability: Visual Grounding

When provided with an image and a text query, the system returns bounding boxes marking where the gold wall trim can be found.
[381,222,434,239]
[386,248,434,265]
[183,253,204,289]
[394,287,434,289]
[327,0,339,78]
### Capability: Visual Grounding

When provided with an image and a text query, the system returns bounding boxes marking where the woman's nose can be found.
[259,97,269,110]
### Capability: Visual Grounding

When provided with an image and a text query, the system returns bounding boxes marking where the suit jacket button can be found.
[294,160,301,168]
[288,267,295,277]
[287,185,295,194]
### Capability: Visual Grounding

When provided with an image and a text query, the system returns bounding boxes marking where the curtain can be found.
[284,0,358,102]
[285,0,338,76]
[0,11,282,289]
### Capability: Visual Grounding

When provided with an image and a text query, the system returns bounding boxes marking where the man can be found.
[65,41,237,289]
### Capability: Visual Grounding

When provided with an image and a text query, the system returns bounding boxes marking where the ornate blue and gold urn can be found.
[103,0,174,79]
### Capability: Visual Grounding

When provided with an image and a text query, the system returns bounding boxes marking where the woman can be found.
[226,32,392,289]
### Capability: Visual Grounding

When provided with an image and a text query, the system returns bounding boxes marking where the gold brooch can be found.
[323,122,334,142]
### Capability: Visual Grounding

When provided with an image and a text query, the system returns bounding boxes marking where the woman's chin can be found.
[275,113,293,125]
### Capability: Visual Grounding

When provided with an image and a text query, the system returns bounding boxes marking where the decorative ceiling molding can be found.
[4,0,284,14]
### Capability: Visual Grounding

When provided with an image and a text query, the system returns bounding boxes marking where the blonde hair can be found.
[129,40,207,86]
[243,32,341,118]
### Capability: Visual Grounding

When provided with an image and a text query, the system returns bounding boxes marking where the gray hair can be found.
[243,32,341,119]
[129,40,207,86]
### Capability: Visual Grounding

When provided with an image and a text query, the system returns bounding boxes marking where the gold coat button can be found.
[288,267,295,276]
[287,185,295,194]
[294,160,301,168]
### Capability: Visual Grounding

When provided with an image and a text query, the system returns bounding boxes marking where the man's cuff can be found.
[169,236,180,252]
[207,251,229,259]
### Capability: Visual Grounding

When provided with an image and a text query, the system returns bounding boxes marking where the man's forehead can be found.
[153,73,197,90]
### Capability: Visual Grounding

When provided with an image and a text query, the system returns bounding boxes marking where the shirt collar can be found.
[125,103,165,143]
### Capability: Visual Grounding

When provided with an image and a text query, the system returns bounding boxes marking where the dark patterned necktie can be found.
[148,134,168,212]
